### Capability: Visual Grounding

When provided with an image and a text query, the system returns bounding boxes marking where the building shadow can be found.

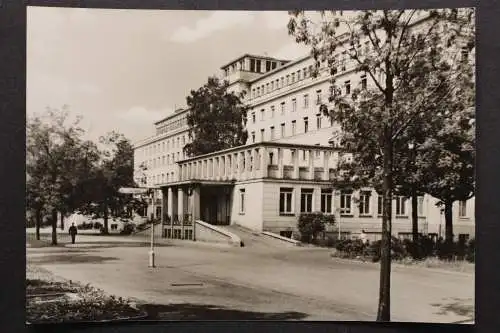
[140,303,309,320]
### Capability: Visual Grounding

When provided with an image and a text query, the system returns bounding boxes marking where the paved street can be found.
[26,234,474,323]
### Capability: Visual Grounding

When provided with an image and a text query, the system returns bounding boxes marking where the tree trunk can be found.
[377,128,393,322]
[60,212,65,230]
[35,208,41,241]
[444,201,454,243]
[51,209,58,245]
[103,206,109,234]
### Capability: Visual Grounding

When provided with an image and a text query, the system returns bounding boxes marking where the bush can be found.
[465,238,475,263]
[297,212,335,244]
[120,223,135,235]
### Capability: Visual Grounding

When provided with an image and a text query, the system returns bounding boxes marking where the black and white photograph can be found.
[25,6,475,324]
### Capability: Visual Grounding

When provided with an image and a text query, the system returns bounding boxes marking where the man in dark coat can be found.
[69,223,78,244]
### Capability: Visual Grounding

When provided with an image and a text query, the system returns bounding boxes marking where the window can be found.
[316,90,322,104]
[270,126,275,140]
[286,75,290,85]
[292,98,297,112]
[291,73,295,83]
[359,191,371,215]
[316,114,322,129]
[291,120,296,135]
[459,200,467,217]
[395,196,407,216]
[266,83,269,93]
[345,80,351,95]
[280,123,285,137]
[272,62,277,70]
[251,131,256,143]
[304,94,309,108]
[361,74,367,90]
[270,105,275,118]
[298,70,302,81]
[266,60,271,71]
[341,51,347,71]
[257,87,260,96]
[252,112,256,123]
[280,188,294,214]
[260,129,265,141]
[340,192,352,214]
[239,189,246,214]
[461,47,469,62]
[300,189,314,213]
[256,59,261,72]
[280,77,284,87]
[162,156,165,166]
[377,195,383,215]
[260,109,265,121]
[271,81,274,91]
[418,196,424,216]
[280,102,285,115]
[321,188,333,213]
[304,117,309,133]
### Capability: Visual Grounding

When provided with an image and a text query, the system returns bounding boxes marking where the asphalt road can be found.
[26,235,474,323]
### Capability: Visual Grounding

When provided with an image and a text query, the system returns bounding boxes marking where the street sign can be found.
[118,187,150,195]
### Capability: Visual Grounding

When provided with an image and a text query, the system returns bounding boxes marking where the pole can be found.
[149,189,155,268]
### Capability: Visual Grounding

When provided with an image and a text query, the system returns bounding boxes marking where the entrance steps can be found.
[221,224,297,248]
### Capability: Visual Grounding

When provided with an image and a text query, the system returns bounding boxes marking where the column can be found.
[228,155,233,179]
[293,149,300,179]
[277,148,284,178]
[323,151,330,181]
[308,150,314,180]
[220,156,225,180]
[192,185,201,221]
[161,188,168,224]
[260,147,268,178]
[178,187,184,224]
[235,153,240,180]
[167,187,174,236]
[241,151,247,180]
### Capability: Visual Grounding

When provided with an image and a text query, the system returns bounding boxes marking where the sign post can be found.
[119,187,156,268]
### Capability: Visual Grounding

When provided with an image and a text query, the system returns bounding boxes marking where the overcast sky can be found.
[27,7,311,145]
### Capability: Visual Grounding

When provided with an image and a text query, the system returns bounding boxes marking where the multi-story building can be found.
[133,11,475,242]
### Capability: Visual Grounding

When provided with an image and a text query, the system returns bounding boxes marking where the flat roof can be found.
[220,53,291,70]
[153,108,189,125]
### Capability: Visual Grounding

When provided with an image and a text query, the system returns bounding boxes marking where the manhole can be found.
[170,283,204,287]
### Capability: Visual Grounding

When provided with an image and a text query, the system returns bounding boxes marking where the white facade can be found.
[133,11,475,241]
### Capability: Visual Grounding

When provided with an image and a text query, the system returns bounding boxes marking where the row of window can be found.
[141,134,188,158]
[156,117,188,136]
[249,42,372,101]
[239,188,431,216]
[141,150,185,170]
[148,171,175,185]
[249,75,366,124]
[250,115,331,142]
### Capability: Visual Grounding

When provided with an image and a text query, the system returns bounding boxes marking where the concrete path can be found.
[26,240,474,323]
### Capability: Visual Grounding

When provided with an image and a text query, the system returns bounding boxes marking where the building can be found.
[133,11,475,242]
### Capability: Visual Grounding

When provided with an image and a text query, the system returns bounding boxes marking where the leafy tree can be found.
[78,132,138,234]
[183,76,249,157]
[288,9,474,321]
[26,106,92,245]
[298,212,335,243]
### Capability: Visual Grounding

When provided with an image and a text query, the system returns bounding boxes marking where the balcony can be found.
[175,142,342,183]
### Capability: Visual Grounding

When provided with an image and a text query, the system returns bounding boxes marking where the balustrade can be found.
[175,142,339,183]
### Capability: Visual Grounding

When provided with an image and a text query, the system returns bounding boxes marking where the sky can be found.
[27,7,311,145]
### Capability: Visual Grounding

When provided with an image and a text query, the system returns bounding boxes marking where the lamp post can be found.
[148,188,156,268]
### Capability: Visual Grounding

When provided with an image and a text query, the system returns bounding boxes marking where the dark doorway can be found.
[200,185,232,225]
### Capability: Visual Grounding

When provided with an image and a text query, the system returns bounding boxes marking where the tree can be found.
[79,132,137,234]
[288,9,474,321]
[26,106,92,245]
[183,76,249,157]
[298,212,335,243]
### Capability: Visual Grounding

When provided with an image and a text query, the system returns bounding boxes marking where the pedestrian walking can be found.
[69,223,78,244]
[360,229,368,245]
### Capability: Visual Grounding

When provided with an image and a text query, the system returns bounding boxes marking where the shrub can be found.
[297,212,335,244]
